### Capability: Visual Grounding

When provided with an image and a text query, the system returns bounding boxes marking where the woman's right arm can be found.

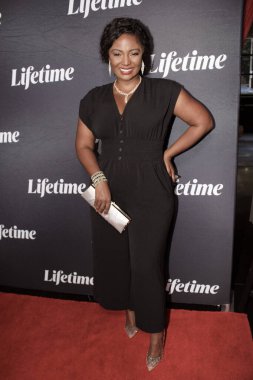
[75,118,111,214]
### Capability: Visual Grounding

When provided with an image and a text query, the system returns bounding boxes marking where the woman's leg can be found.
[90,207,131,309]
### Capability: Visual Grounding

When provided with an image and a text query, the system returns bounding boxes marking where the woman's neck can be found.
[115,75,141,92]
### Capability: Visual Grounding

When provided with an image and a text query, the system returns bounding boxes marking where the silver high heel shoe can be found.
[146,330,166,371]
[124,324,139,338]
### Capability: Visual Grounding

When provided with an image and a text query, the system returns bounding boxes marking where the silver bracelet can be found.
[91,171,108,187]
[93,177,108,187]
[91,170,104,180]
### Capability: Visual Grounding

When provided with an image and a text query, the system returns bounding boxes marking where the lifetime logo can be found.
[11,64,75,90]
[44,269,94,286]
[166,279,220,295]
[68,0,143,19]
[174,178,223,196]
[0,131,20,143]
[150,50,227,77]
[0,224,36,240]
[28,178,87,198]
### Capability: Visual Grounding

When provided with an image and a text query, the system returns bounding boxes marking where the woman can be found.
[75,17,213,371]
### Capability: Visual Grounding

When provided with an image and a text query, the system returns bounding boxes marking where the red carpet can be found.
[0,292,252,380]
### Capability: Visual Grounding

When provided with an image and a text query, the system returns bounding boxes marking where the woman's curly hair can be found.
[100,17,154,75]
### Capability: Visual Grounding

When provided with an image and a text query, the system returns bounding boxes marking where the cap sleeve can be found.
[79,88,95,133]
[169,80,183,112]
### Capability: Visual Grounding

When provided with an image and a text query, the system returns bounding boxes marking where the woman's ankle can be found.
[125,309,136,327]
[148,331,164,356]
[149,330,164,345]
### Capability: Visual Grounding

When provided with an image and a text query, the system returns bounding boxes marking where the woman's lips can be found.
[120,68,134,75]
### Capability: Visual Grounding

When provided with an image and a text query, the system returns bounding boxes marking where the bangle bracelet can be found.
[93,177,108,187]
[91,171,104,181]
[91,170,108,187]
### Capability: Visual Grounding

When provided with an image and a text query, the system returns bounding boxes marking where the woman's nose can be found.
[122,54,130,66]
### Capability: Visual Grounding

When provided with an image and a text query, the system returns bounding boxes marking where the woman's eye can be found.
[131,52,139,56]
[113,53,121,56]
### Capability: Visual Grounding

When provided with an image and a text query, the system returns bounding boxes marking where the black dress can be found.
[79,76,182,333]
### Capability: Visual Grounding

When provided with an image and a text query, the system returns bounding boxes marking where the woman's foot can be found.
[146,329,165,371]
[125,309,139,338]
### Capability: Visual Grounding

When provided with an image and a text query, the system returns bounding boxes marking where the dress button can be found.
[120,139,124,143]
[118,156,122,160]
[119,130,123,134]
[119,147,122,152]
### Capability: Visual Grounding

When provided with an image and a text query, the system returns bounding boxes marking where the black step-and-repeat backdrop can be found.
[0,0,242,305]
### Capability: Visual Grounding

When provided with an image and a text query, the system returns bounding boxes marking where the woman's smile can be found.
[119,67,134,75]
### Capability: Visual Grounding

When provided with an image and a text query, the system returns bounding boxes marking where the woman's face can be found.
[108,33,144,82]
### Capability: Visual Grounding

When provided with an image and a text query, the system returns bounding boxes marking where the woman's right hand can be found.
[94,181,111,214]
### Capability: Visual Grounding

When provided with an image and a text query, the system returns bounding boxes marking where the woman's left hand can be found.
[163,153,178,183]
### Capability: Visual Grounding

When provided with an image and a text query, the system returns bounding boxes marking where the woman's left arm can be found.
[164,88,214,182]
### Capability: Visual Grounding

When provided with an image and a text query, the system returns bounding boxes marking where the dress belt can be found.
[98,139,165,161]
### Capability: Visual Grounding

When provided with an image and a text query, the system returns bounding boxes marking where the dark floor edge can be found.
[0,285,222,311]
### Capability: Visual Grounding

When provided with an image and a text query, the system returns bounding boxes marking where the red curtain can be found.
[243,0,253,40]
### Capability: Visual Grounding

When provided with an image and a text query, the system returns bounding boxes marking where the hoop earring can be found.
[108,60,112,76]
[141,60,145,75]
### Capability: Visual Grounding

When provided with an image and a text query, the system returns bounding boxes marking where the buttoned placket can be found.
[118,115,124,160]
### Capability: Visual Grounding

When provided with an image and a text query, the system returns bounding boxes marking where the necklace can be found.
[113,76,142,104]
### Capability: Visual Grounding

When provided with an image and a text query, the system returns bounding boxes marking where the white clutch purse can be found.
[81,184,131,233]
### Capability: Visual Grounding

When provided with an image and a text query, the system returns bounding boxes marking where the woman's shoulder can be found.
[80,82,112,100]
[143,76,183,91]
